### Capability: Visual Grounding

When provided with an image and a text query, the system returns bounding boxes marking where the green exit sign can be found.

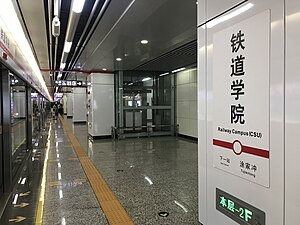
[216,188,265,225]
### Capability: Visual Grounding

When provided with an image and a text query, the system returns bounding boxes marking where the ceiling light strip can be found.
[172,67,186,73]
[72,0,86,13]
[159,72,169,77]
[64,41,72,53]
[68,0,111,73]
[0,0,51,100]
[59,0,86,86]
[142,77,151,82]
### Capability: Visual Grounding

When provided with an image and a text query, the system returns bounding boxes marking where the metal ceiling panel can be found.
[77,0,197,71]
[15,0,197,95]
[17,0,49,68]
[17,0,51,90]
[134,39,197,71]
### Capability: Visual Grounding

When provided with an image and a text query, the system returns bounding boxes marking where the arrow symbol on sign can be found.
[14,203,29,208]
[158,212,169,217]
[19,191,30,197]
[48,181,62,186]
[9,216,26,223]
[77,81,82,85]
[74,178,86,183]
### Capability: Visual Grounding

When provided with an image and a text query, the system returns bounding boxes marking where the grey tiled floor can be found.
[68,118,199,225]
[42,120,108,225]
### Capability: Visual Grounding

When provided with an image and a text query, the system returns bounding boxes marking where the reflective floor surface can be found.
[0,117,199,224]
[68,118,199,225]
[0,119,51,224]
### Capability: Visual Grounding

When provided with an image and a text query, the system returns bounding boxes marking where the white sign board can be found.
[213,10,270,187]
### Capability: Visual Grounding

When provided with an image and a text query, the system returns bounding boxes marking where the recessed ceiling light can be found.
[142,77,151,82]
[141,40,148,44]
[116,58,122,61]
[102,68,107,71]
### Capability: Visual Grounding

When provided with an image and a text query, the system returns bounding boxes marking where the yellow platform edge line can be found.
[35,124,52,225]
[59,116,134,225]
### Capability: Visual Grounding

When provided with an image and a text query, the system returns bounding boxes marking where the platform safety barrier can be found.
[111,124,179,140]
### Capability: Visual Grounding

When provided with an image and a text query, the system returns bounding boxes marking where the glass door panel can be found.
[10,73,27,178]
[117,70,174,137]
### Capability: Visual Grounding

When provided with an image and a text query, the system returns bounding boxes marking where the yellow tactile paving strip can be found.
[59,116,134,225]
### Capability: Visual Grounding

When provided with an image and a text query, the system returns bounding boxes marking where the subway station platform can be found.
[0,116,199,225]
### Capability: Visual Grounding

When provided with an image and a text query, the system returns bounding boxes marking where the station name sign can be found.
[54,80,83,87]
[216,188,265,225]
[212,10,270,187]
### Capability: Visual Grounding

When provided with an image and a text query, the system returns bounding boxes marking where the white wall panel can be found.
[176,101,190,118]
[66,93,73,117]
[177,70,190,85]
[87,73,114,137]
[189,68,197,83]
[177,117,189,135]
[197,5,207,223]
[63,95,67,114]
[189,119,198,137]
[73,88,86,122]
[176,84,190,101]
[190,101,197,120]
[176,67,198,138]
[285,0,300,223]
[198,0,285,224]
[189,83,197,101]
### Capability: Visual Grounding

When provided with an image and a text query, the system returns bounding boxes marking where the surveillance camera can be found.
[52,16,60,37]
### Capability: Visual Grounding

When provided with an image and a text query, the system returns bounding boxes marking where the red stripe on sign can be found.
[243,145,269,159]
[0,41,13,59]
[213,139,269,159]
[213,139,233,150]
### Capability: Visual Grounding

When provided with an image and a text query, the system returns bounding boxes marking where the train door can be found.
[0,100,3,199]
[0,66,4,199]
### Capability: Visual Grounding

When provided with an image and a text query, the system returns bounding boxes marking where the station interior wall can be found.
[197,0,300,224]
[87,73,114,137]
[66,93,73,117]
[175,67,198,138]
[63,71,198,139]
[72,88,86,122]
[63,95,67,114]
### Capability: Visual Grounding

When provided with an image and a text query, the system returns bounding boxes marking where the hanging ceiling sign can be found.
[212,10,270,187]
[54,80,84,87]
